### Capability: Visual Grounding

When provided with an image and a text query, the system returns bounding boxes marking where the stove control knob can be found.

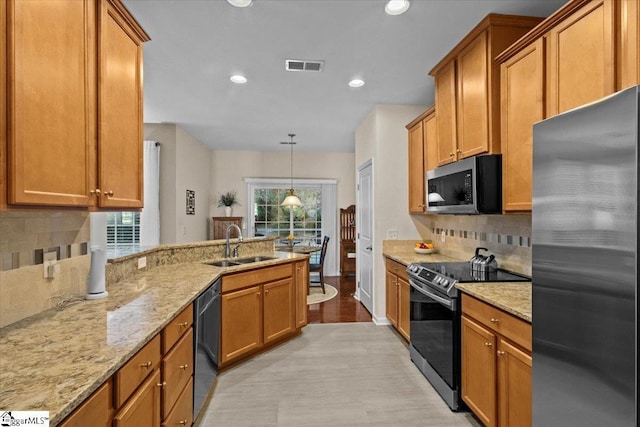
[442,279,449,287]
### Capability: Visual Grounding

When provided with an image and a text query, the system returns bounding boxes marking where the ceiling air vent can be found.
[285,59,324,72]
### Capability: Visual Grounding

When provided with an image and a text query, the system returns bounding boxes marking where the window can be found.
[107,212,140,249]
[253,187,322,245]
[246,178,337,273]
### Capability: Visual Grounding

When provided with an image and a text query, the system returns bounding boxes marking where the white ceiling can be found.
[123,0,565,153]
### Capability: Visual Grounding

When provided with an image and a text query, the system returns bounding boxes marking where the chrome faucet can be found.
[225,224,243,258]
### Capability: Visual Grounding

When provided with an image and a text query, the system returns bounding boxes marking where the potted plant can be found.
[218,191,239,217]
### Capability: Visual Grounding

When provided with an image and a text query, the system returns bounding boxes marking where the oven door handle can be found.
[410,279,455,311]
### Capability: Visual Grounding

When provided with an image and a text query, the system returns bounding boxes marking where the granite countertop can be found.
[455,282,531,322]
[0,251,307,426]
[382,246,531,323]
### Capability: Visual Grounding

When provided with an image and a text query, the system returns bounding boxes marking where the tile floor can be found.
[197,323,481,427]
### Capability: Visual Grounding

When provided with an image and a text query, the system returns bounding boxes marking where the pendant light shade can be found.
[281,134,302,207]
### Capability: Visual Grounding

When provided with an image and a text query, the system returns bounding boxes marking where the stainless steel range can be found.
[407,254,530,411]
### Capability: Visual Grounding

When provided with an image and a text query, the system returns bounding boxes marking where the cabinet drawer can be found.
[113,369,161,427]
[222,263,292,293]
[59,378,114,427]
[385,258,409,282]
[161,328,194,418]
[115,334,161,408]
[162,377,193,427]
[462,294,531,352]
[162,304,193,354]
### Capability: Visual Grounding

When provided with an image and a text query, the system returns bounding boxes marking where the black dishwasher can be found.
[193,278,220,420]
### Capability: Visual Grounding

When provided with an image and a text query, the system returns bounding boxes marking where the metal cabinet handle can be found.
[179,420,188,426]
[497,351,505,356]
[179,364,189,370]
[139,361,152,368]
[484,342,493,347]
[106,190,114,197]
[265,289,270,295]
[490,318,500,323]
[157,381,166,388]
[449,152,454,156]
[90,189,101,195]
[178,321,189,327]
[456,149,462,154]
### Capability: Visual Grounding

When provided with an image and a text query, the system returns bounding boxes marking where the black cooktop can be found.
[417,262,530,283]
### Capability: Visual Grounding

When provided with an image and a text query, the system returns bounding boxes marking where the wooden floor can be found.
[199,323,481,427]
[307,275,373,324]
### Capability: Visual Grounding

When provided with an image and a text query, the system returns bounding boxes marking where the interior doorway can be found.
[356,159,373,314]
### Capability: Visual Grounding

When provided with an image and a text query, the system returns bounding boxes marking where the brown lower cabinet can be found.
[220,261,307,367]
[385,257,410,341]
[461,294,532,427]
[60,305,193,427]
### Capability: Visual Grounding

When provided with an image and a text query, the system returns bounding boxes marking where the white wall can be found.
[209,151,356,218]
[355,104,428,322]
[144,124,211,244]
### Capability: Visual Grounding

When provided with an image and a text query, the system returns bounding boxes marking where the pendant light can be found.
[280,134,302,207]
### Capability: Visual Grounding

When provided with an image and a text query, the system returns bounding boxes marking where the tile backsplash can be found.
[0,211,91,328]
[412,214,532,275]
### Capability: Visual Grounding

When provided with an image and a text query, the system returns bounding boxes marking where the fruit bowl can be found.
[414,247,437,254]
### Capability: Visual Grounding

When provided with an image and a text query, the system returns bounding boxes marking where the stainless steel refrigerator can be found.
[532,86,638,426]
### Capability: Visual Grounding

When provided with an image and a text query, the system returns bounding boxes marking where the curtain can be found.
[320,183,338,276]
[140,141,160,247]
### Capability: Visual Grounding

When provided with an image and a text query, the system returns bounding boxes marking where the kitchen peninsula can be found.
[0,239,309,426]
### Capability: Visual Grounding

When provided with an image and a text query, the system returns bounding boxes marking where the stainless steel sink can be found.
[205,256,276,267]
[206,260,241,267]
[234,256,277,264]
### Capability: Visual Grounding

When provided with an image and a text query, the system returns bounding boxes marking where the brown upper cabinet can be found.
[406,106,436,214]
[498,0,635,212]
[619,0,639,89]
[429,14,544,167]
[545,0,616,116]
[3,0,149,209]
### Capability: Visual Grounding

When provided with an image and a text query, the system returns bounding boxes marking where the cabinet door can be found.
[59,379,114,427]
[497,338,532,427]
[220,285,262,365]
[456,31,489,159]
[113,369,161,427]
[619,0,639,89]
[264,278,295,344]
[7,0,96,206]
[462,315,497,427]
[434,61,458,166]
[98,0,145,208]
[397,277,410,341]
[423,112,438,174]
[546,0,615,116]
[294,261,308,328]
[161,377,193,427]
[161,328,193,419]
[408,120,426,213]
[385,271,398,327]
[500,38,544,212]
[1,1,7,208]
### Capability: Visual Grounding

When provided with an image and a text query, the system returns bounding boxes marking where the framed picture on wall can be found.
[186,189,195,215]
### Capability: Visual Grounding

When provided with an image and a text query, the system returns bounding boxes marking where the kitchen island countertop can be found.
[0,251,307,426]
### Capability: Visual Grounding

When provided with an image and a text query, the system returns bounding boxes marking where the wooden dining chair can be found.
[309,236,330,294]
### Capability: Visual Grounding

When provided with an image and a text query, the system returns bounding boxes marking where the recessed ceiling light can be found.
[230,75,248,84]
[349,79,365,88]
[385,0,410,15]
[227,0,253,7]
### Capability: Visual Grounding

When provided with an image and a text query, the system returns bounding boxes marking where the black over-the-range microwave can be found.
[425,154,502,214]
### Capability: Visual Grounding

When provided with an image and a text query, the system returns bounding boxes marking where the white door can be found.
[357,160,373,314]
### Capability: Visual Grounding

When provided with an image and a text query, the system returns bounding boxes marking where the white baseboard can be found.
[372,315,391,326]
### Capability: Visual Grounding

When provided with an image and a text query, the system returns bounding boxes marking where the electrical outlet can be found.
[43,251,57,279]
[387,229,398,240]
[441,230,446,242]
[137,256,147,269]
